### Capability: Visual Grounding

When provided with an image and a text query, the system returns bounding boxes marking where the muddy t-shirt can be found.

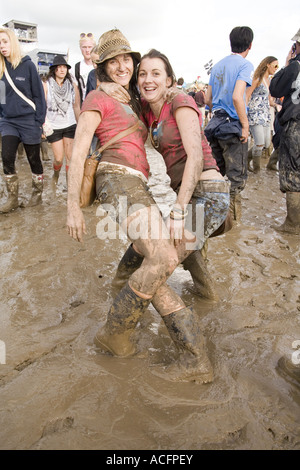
[81,90,149,179]
[142,94,219,191]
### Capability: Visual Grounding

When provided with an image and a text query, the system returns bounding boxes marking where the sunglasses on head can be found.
[80,33,93,39]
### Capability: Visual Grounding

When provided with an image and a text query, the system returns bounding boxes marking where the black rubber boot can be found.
[182,250,219,301]
[276,356,300,384]
[162,307,214,383]
[229,193,241,222]
[94,282,151,357]
[112,244,144,291]
[273,192,300,235]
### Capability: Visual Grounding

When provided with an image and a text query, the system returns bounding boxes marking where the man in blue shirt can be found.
[205,26,254,221]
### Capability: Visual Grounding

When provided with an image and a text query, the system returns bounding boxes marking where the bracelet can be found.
[172,205,186,215]
[169,210,188,220]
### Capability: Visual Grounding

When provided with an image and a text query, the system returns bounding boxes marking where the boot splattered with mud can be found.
[94,282,151,357]
[112,244,144,292]
[162,307,214,383]
[27,174,43,207]
[272,192,300,235]
[0,174,19,213]
[229,193,242,222]
[182,250,219,301]
[52,163,62,189]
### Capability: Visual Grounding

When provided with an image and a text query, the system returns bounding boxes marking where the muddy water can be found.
[0,142,299,450]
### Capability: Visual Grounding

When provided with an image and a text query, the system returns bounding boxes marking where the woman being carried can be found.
[67,29,214,383]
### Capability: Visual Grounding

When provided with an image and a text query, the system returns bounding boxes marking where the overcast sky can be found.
[2,0,299,84]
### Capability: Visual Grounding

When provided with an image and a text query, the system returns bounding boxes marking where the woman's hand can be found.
[67,204,87,242]
[99,82,130,103]
[166,216,185,247]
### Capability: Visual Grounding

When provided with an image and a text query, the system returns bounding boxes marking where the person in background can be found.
[74,33,96,105]
[0,27,46,213]
[269,28,300,236]
[194,83,206,128]
[246,56,279,173]
[205,26,254,222]
[43,55,80,188]
[67,29,214,384]
[176,77,186,93]
[85,47,100,97]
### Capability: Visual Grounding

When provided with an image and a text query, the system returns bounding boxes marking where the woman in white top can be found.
[246,56,279,172]
[43,55,80,187]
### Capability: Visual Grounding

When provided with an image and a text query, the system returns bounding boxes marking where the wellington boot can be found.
[266,148,279,171]
[229,193,241,222]
[162,307,214,383]
[112,244,144,292]
[252,155,261,173]
[27,175,43,207]
[247,148,253,172]
[273,192,300,235]
[276,356,300,384]
[0,175,19,213]
[182,250,219,301]
[52,170,60,188]
[94,282,151,357]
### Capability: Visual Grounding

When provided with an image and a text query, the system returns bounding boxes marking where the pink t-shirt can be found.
[81,90,149,179]
[142,93,219,190]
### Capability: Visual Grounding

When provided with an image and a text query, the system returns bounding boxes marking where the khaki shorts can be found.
[96,171,157,225]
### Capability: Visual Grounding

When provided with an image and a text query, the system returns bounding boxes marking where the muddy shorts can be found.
[185,179,230,250]
[47,124,76,143]
[96,171,157,225]
[278,120,300,193]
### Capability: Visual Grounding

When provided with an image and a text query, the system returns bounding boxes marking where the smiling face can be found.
[105,53,134,89]
[138,57,172,107]
[0,32,11,59]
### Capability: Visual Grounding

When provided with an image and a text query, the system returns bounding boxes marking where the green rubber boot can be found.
[182,250,219,301]
[112,244,144,291]
[162,307,214,383]
[94,282,151,357]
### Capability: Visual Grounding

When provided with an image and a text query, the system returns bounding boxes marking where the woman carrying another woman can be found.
[0,27,46,213]
[43,55,80,188]
[109,50,231,301]
[66,29,214,383]
[246,56,279,172]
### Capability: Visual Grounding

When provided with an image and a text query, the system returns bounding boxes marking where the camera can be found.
[292,42,296,53]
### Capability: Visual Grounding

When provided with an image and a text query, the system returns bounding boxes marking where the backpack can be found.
[75,62,84,105]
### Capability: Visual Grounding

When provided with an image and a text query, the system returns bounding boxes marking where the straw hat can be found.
[94,28,141,64]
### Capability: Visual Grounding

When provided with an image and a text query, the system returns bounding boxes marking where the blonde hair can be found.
[0,28,22,78]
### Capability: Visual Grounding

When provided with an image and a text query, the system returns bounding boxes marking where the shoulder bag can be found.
[80,121,140,208]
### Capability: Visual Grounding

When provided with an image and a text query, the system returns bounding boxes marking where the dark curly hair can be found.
[96,54,141,116]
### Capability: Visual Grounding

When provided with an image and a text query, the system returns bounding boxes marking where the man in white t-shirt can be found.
[75,33,96,104]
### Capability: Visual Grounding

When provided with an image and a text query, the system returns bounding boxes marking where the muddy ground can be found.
[0,141,299,451]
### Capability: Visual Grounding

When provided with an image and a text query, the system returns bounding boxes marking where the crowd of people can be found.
[0,24,299,383]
